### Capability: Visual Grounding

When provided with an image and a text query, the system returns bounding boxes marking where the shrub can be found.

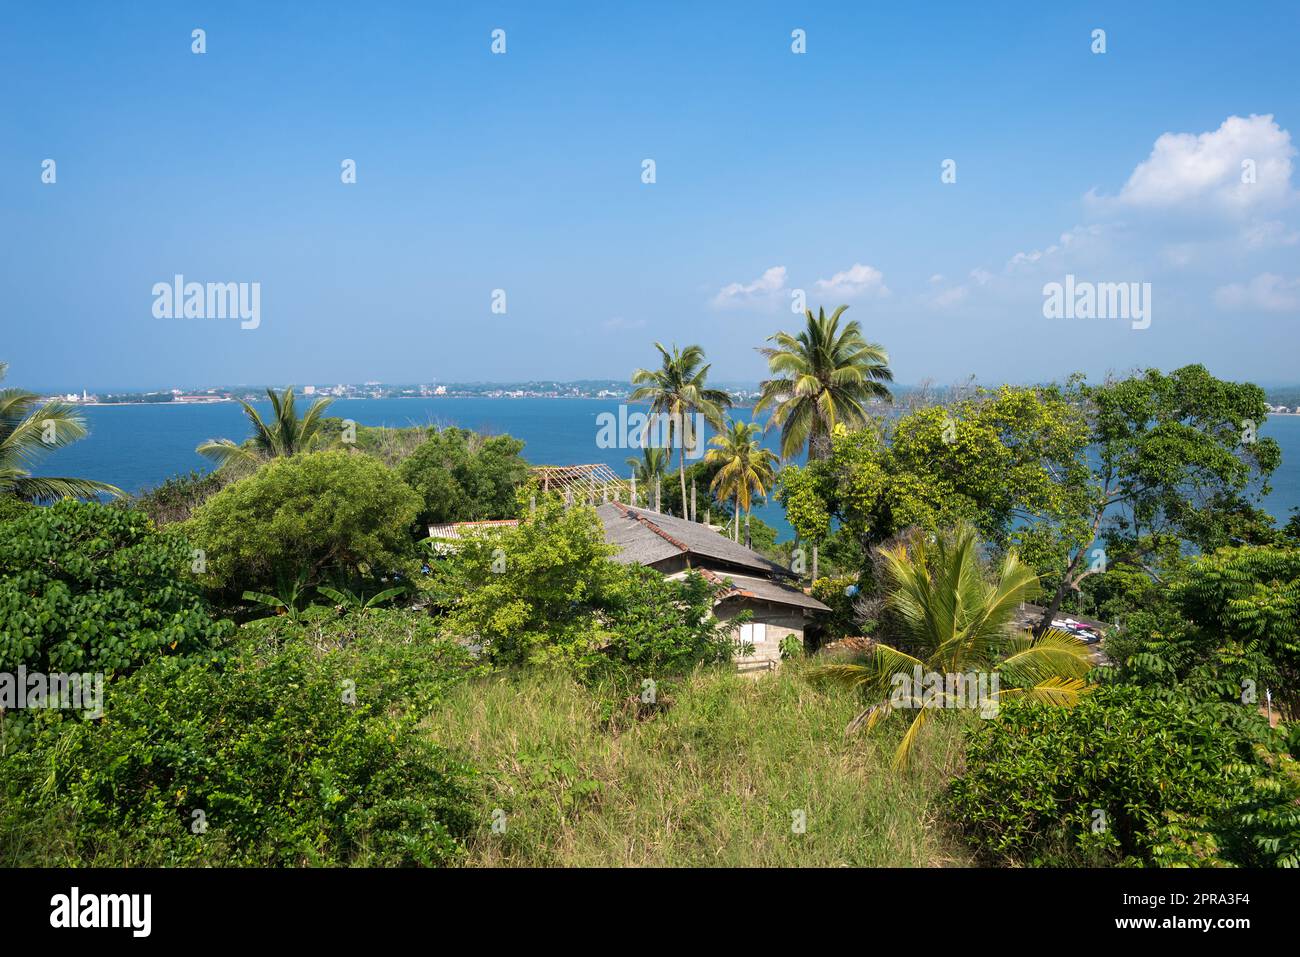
[0,499,231,673]
[129,469,228,525]
[1108,544,1300,717]
[944,685,1300,866]
[0,615,480,867]
[429,499,733,682]
[186,450,422,595]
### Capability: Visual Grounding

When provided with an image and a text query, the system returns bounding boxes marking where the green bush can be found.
[129,469,228,525]
[0,499,231,673]
[944,685,1300,866]
[1107,544,1300,717]
[429,499,733,682]
[186,450,422,595]
[0,613,480,867]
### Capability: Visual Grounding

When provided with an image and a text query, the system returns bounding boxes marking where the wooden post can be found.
[705,508,710,527]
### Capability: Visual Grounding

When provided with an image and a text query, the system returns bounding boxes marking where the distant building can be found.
[303,385,316,395]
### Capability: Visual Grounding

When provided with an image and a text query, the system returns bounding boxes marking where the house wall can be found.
[713,597,807,671]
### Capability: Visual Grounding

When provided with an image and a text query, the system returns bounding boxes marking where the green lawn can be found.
[423,661,974,867]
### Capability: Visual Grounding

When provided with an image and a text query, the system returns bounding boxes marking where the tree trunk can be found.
[808,419,832,461]
[734,494,740,541]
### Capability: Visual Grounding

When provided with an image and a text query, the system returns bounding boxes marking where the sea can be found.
[35,398,1300,540]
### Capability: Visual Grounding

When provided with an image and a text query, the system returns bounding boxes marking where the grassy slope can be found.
[423,660,974,867]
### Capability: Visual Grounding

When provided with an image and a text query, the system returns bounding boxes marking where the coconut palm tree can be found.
[0,362,122,502]
[705,418,779,541]
[630,344,732,518]
[625,445,669,504]
[809,524,1093,770]
[196,386,333,469]
[754,305,893,461]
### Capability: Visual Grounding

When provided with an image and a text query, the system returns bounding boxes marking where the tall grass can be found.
[423,661,973,867]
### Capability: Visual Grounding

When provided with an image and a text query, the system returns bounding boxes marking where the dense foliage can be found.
[0,613,480,867]
[946,685,1300,867]
[186,450,421,595]
[399,427,530,525]
[0,500,230,673]
[129,468,228,525]
[1107,543,1300,717]
[428,499,734,682]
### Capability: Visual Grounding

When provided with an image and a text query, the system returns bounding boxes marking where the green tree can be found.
[625,445,669,498]
[778,384,1090,560]
[1108,543,1300,717]
[630,343,732,519]
[196,386,333,469]
[1033,365,1281,633]
[754,305,893,461]
[429,498,733,679]
[186,450,421,595]
[399,428,530,525]
[0,500,230,673]
[0,362,122,502]
[705,418,779,541]
[810,524,1093,769]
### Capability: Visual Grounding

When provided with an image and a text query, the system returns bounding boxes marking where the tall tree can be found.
[0,362,122,502]
[754,305,893,461]
[630,343,732,518]
[810,524,1093,770]
[1033,366,1281,634]
[705,418,779,541]
[196,386,333,469]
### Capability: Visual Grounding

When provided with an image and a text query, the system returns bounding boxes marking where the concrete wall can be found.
[713,597,807,671]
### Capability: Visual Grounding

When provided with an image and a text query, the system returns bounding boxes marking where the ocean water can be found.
[35,399,1300,539]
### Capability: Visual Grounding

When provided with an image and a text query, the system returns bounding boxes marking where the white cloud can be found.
[814,262,890,298]
[711,265,787,309]
[1241,220,1300,249]
[1214,273,1300,313]
[1099,114,1296,216]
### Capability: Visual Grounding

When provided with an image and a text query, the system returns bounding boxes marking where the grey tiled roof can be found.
[691,568,832,612]
[595,502,791,577]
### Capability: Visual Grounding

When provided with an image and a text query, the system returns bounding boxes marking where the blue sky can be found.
[3,1,1299,391]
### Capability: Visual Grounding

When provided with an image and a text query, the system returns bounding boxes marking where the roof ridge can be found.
[619,504,692,554]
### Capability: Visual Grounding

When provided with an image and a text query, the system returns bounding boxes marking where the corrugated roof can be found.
[595,502,791,577]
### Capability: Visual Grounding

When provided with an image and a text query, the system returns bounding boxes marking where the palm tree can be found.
[754,305,893,461]
[630,344,732,518]
[809,524,1093,770]
[196,386,333,469]
[625,445,669,505]
[0,362,122,502]
[705,418,778,541]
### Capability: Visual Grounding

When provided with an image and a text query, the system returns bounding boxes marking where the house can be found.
[427,501,829,671]
[595,502,829,671]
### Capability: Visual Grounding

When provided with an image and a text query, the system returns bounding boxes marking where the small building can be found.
[596,503,829,671]
[426,503,829,671]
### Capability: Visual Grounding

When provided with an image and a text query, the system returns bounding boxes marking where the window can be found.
[738,622,768,645]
